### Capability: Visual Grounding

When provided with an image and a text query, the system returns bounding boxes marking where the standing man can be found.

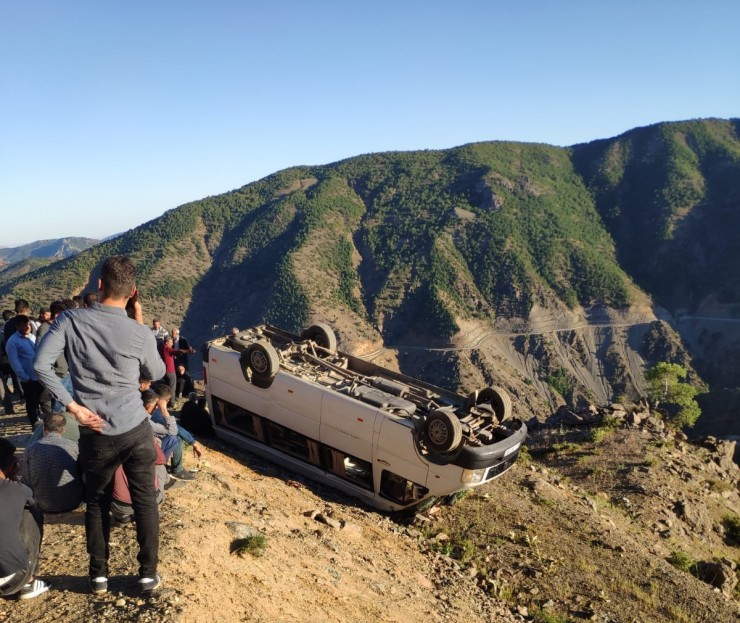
[36,300,74,413]
[0,320,15,415]
[170,327,191,370]
[2,301,33,397]
[34,256,166,595]
[6,316,44,427]
[161,336,194,406]
[150,319,168,349]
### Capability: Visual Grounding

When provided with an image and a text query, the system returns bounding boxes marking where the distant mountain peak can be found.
[0,237,100,264]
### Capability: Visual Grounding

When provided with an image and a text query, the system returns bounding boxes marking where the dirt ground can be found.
[0,403,520,623]
[1,399,738,623]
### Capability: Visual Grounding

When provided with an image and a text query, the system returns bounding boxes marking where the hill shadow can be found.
[180,205,302,350]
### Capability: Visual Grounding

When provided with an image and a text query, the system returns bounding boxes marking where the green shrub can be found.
[585,415,621,444]
[230,534,267,558]
[723,514,740,542]
[545,367,572,398]
[667,549,696,574]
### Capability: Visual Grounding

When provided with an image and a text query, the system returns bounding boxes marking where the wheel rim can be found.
[250,350,268,374]
[427,419,449,446]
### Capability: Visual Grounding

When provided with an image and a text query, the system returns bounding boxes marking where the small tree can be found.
[644,362,701,428]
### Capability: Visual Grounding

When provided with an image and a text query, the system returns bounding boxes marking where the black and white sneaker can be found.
[164,476,186,490]
[138,574,161,593]
[90,576,108,594]
[19,579,50,600]
[170,469,196,481]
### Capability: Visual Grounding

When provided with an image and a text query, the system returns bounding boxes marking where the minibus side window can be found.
[219,399,262,440]
[213,399,227,426]
[266,421,311,462]
[321,448,373,491]
[379,470,428,505]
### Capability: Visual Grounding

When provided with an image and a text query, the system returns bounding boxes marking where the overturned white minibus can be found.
[202,324,527,512]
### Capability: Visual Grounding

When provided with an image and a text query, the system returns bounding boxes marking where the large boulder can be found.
[693,559,738,597]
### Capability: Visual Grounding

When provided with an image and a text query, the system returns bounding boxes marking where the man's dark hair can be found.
[14,314,29,328]
[2,310,14,322]
[154,383,172,400]
[62,298,78,310]
[83,292,99,307]
[141,389,158,408]
[44,412,67,434]
[0,438,17,472]
[14,299,30,314]
[72,295,83,306]
[100,256,136,300]
[50,300,65,317]
[39,307,49,315]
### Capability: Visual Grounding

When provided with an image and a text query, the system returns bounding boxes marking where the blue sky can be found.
[1,1,738,247]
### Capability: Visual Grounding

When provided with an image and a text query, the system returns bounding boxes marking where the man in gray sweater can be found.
[34,256,166,595]
[22,412,83,513]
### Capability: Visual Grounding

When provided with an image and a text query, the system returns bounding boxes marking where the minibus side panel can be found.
[264,373,322,440]
[319,391,378,460]
[374,418,429,489]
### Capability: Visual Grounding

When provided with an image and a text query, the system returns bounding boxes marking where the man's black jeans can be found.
[20,380,43,427]
[79,419,159,579]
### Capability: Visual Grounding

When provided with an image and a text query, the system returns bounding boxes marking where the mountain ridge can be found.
[1,118,738,433]
[0,236,100,264]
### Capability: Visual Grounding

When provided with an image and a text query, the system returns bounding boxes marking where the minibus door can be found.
[373,417,429,491]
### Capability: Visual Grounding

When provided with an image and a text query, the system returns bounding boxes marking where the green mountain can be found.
[2,119,738,429]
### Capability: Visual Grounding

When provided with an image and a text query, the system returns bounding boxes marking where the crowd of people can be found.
[0,256,214,601]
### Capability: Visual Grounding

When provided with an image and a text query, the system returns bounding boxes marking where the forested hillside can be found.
[2,119,738,429]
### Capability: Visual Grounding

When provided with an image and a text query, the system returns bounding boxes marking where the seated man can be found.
[175,365,194,400]
[111,437,173,524]
[143,389,196,481]
[153,384,204,461]
[139,376,152,393]
[0,438,49,600]
[180,393,215,438]
[22,412,84,513]
[28,412,80,445]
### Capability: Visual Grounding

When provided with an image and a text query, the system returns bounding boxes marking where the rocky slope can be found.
[1,396,737,623]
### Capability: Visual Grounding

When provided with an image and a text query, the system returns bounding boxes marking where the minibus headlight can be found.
[460,468,485,484]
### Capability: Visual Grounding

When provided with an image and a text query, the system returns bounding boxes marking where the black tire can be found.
[241,340,279,386]
[250,374,276,389]
[468,386,512,422]
[301,323,337,354]
[422,410,463,453]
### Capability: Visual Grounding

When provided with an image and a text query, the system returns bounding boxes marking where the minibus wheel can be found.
[301,323,337,354]
[423,410,463,453]
[242,340,279,385]
[466,386,512,422]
